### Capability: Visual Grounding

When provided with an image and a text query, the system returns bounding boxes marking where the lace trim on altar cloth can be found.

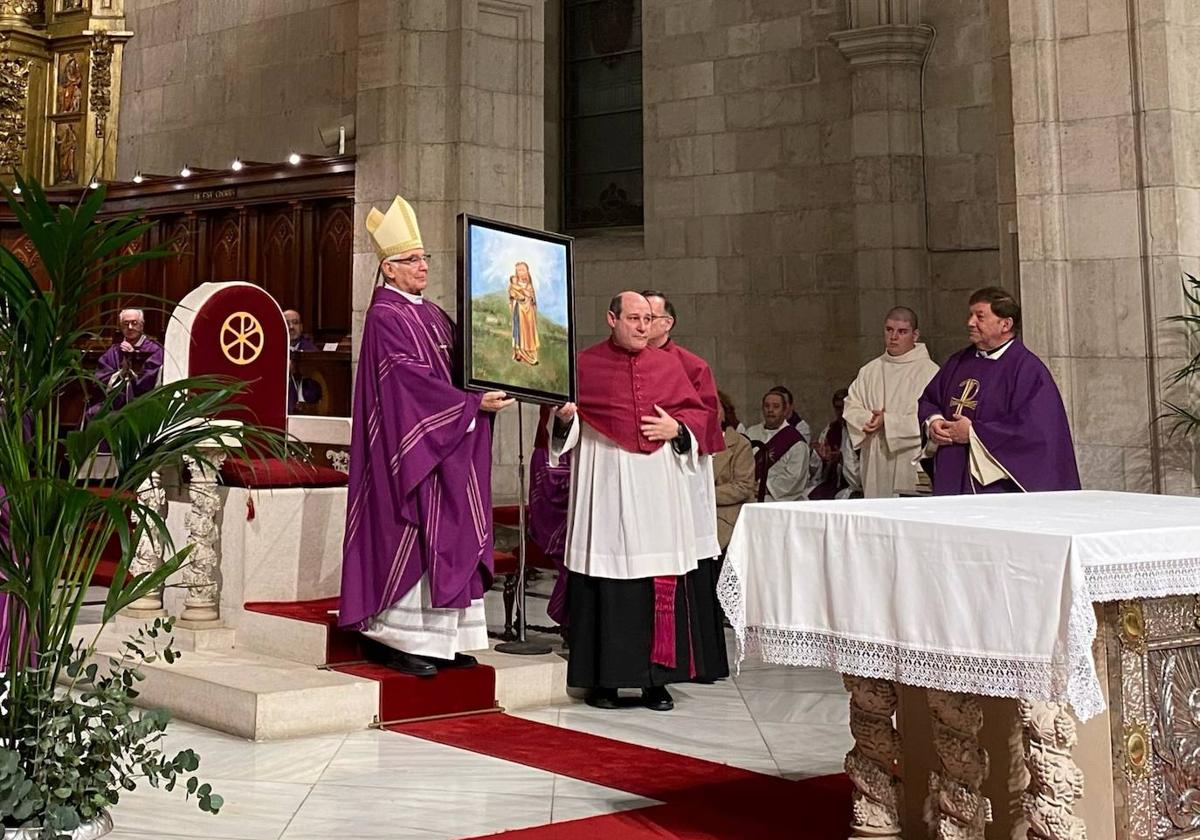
[715,558,1107,721]
[1084,556,1200,604]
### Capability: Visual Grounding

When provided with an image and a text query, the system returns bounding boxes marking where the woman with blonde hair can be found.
[507,261,540,365]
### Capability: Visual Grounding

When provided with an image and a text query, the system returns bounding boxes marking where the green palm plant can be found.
[0,175,293,835]
[1163,273,1200,437]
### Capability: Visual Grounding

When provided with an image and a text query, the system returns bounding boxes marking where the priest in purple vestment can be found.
[918,287,1080,495]
[339,195,514,678]
[87,309,164,418]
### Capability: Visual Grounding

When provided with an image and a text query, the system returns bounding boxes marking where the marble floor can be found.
[94,575,853,840]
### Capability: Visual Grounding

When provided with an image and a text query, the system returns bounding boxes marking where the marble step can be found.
[73,622,378,741]
[477,645,570,712]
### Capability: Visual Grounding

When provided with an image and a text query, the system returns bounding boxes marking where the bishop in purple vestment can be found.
[88,308,164,417]
[339,195,514,678]
[918,287,1080,495]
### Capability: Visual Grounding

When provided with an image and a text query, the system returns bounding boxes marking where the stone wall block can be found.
[1064,191,1142,259]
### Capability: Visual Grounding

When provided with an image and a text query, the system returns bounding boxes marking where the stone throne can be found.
[144,281,349,648]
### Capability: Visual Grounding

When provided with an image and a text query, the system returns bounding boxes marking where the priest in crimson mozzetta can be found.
[552,291,728,712]
[918,287,1080,494]
[338,195,514,678]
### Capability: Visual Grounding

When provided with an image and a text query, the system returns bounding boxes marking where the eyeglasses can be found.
[390,254,432,267]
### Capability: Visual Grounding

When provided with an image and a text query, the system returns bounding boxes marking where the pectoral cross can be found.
[950,378,980,415]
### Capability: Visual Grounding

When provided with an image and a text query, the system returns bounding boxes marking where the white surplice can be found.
[553,415,701,579]
[843,343,940,497]
[743,423,811,502]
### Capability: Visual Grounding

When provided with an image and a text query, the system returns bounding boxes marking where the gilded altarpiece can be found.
[1104,597,1200,837]
[0,0,129,186]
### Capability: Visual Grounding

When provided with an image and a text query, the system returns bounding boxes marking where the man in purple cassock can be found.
[528,405,571,627]
[87,308,164,418]
[918,286,1079,495]
[338,195,514,678]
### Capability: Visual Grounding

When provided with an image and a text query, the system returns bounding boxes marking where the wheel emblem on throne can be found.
[219,311,265,365]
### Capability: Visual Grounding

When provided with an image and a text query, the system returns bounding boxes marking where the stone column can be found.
[844,675,903,837]
[178,452,227,627]
[925,688,991,839]
[121,471,168,619]
[1018,699,1087,840]
[1004,0,1200,493]
[830,4,933,361]
[352,0,545,503]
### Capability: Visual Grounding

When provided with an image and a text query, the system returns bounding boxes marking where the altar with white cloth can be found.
[718,490,1200,839]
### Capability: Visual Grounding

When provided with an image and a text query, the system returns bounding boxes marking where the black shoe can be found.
[360,638,437,678]
[642,686,674,712]
[585,688,620,710]
[426,653,478,669]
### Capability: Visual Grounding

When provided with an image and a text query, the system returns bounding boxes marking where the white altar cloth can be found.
[718,490,1200,720]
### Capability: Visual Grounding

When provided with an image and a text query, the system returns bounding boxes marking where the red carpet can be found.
[392,714,853,839]
[244,597,497,723]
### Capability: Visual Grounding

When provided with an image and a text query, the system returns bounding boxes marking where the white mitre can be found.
[366,195,423,260]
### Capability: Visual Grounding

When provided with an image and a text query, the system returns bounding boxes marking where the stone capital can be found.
[830,24,934,68]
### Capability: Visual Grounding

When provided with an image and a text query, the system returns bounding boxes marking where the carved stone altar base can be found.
[178,451,227,628]
[844,675,903,837]
[925,689,991,840]
[121,470,168,618]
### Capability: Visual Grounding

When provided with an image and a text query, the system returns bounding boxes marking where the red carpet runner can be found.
[244,597,496,722]
[392,713,853,839]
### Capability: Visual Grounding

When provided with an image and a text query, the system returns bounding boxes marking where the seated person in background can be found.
[771,384,811,441]
[713,391,756,552]
[745,387,811,502]
[284,309,322,412]
[806,388,861,500]
[89,308,163,416]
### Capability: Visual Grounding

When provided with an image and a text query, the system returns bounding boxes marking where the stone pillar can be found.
[1004,0,1200,493]
[352,0,545,502]
[122,470,168,619]
[178,452,226,627]
[925,688,991,838]
[831,6,933,360]
[844,675,903,837]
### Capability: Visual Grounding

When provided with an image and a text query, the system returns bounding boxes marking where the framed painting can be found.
[456,214,577,406]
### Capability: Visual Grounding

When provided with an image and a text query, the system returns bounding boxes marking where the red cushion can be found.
[220,457,348,489]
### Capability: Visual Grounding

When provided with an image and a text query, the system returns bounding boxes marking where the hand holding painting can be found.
[481,390,515,412]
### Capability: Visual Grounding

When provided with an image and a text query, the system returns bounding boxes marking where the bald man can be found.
[552,291,726,712]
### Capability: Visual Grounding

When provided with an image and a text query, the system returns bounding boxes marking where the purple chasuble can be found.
[338,287,494,631]
[90,337,164,414]
[917,339,1079,495]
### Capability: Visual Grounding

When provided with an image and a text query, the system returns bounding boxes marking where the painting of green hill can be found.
[470,290,571,397]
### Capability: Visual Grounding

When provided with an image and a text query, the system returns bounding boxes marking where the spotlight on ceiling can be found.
[132,171,144,184]
[179,164,192,177]
[231,157,243,171]
[287,152,301,165]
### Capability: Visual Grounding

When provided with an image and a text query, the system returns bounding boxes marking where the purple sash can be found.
[752,424,805,502]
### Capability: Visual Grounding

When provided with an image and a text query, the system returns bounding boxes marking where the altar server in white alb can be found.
[843,306,940,498]
[551,292,727,713]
